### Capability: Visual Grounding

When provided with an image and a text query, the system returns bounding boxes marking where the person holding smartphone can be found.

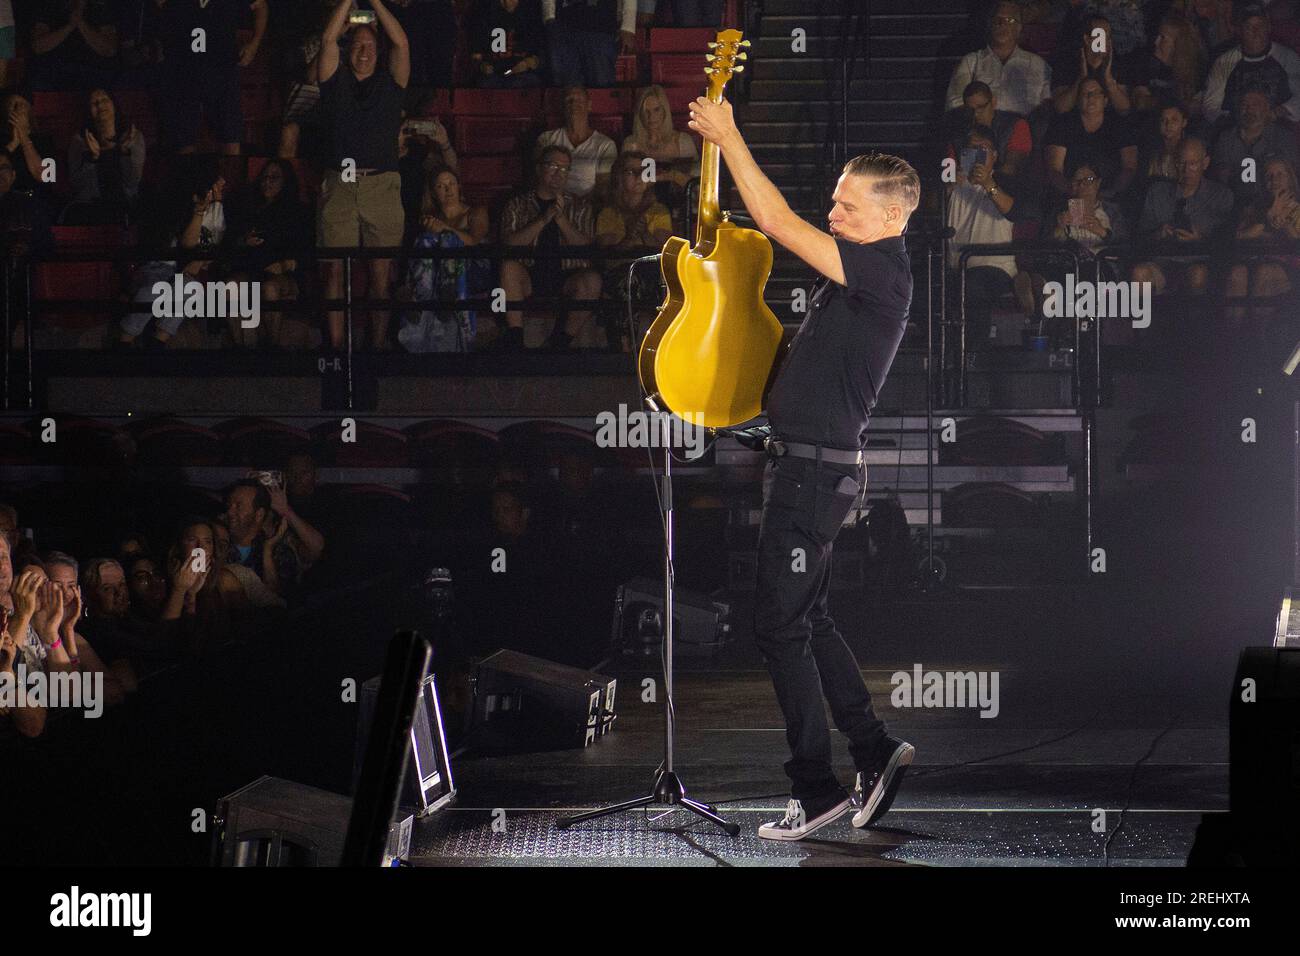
[946,125,1035,348]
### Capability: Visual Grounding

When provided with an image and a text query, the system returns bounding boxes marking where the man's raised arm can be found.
[318,0,352,84]
[689,96,846,286]
[372,0,411,88]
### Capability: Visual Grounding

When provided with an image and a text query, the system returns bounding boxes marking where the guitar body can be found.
[639,221,784,428]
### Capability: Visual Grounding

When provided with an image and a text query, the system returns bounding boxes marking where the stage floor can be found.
[408,646,1227,867]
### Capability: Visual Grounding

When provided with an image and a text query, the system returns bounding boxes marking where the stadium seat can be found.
[32,91,85,160]
[649,28,717,53]
[458,154,523,187]
[651,53,710,87]
[453,88,544,116]
[452,115,537,155]
[31,261,118,331]
[114,90,158,146]
[215,416,312,466]
[1018,22,1056,58]
[404,419,502,472]
[34,417,125,467]
[310,421,410,467]
[131,417,224,466]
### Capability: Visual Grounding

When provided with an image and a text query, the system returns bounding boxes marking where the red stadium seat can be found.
[52,224,133,249]
[458,154,523,187]
[32,262,118,331]
[590,114,627,141]
[452,115,537,155]
[310,421,410,467]
[131,417,224,466]
[404,419,502,470]
[114,90,158,146]
[651,53,710,87]
[32,91,85,161]
[1018,22,1056,58]
[649,28,716,53]
[453,88,543,116]
[616,53,640,84]
[215,416,312,466]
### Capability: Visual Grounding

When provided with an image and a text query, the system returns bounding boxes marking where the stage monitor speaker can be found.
[211,775,412,867]
[612,576,730,657]
[353,672,457,818]
[470,649,617,751]
[1229,647,1300,866]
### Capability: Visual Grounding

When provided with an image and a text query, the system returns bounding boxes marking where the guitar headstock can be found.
[705,28,749,99]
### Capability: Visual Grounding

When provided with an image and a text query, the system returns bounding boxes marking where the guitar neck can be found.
[696,138,722,245]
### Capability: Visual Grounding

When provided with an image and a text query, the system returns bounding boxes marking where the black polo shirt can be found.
[319,68,406,173]
[765,235,912,449]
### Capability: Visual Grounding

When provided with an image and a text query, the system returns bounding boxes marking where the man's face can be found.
[1177,140,1208,190]
[225,487,264,540]
[285,455,316,498]
[1242,15,1270,57]
[563,87,590,123]
[92,564,130,618]
[828,172,898,244]
[350,26,379,79]
[964,90,995,127]
[990,3,1021,46]
[537,150,571,195]
[1159,106,1187,140]
[1238,90,1271,129]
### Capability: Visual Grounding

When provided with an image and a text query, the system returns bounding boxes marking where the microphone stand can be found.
[555,256,739,836]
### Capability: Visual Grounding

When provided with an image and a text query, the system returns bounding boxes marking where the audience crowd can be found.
[0,0,728,354]
[943,0,1300,348]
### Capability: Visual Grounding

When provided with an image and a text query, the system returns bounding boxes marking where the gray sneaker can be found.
[758,792,852,841]
[851,737,915,828]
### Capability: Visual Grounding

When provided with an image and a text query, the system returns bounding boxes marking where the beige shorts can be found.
[317,171,405,249]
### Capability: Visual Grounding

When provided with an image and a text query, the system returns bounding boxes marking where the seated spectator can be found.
[1132,136,1234,294]
[955,80,1032,177]
[227,158,312,348]
[1129,13,1206,115]
[119,168,228,347]
[316,0,410,352]
[0,151,55,258]
[621,84,700,195]
[124,553,167,624]
[2,95,53,193]
[160,519,250,640]
[1228,155,1300,329]
[1141,101,1190,183]
[536,86,617,199]
[44,552,130,703]
[944,2,1052,118]
[0,1,13,90]
[1171,0,1236,60]
[1211,86,1299,204]
[389,0,456,89]
[156,0,268,155]
[498,145,601,351]
[1051,161,1130,247]
[946,124,1035,349]
[223,479,299,598]
[398,105,458,232]
[468,0,546,88]
[1051,13,1133,115]
[400,167,491,353]
[30,0,119,92]
[67,89,146,224]
[1044,77,1138,199]
[543,0,636,89]
[595,150,671,351]
[1203,3,1300,128]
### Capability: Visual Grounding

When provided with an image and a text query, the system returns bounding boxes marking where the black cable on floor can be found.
[1102,713,1179,866]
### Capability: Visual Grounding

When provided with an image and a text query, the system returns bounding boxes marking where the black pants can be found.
[753,452,889,802]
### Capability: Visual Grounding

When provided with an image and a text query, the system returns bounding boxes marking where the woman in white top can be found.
[621,85,700,192]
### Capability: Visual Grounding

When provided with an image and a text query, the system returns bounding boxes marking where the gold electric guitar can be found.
[637,29,784,429]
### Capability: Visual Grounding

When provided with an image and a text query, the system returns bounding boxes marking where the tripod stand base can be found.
[554,771,741,836]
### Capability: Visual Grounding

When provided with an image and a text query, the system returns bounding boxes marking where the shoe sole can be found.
[852,743,915,829]
[758,798,853,842]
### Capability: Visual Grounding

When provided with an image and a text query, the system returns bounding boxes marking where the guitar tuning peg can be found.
[704,67,716,74]
[736,52,748,60]
[740,40,751,47]
[733,64,745,72]
[707,41,718,48]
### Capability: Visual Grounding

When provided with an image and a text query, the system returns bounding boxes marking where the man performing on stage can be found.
[688,98,919,840]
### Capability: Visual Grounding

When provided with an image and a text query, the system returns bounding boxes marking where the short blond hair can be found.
[843,152,920,218]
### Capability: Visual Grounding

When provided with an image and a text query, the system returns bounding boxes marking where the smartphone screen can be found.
[1068,199,1085,226]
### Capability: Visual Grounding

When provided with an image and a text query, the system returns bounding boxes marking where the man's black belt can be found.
[764,437,864,466]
